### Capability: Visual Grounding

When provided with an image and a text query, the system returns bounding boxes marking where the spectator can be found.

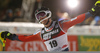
[56,10,70,21]
[14,8,22,19]
[84,17,94,25]
[94,16,100,26]
[14,8,23,22]
[1,9,14,22]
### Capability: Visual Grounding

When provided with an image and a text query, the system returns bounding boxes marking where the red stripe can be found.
[62,44,67,48]
[52,31,65,38]
[43,39,49,42]
[46,27,53,31]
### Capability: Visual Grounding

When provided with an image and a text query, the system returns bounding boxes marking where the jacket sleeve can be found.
[13,32,41,42]
[59,12,92,31]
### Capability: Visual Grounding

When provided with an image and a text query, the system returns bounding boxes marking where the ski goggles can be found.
[35,11,51,23]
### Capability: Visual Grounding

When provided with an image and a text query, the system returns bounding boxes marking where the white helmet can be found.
[35,7,52,23]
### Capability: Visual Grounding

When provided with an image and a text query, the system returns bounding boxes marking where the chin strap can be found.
[44,18,50,25]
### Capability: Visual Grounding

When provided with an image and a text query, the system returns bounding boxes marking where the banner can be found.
[5,39,47,51]
[0,22,100,35]
[5,35,78,51]
[5,35,100,51]
[68,35,78,51]
[78,36,100,51]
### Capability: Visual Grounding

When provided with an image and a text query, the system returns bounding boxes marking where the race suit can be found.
[13,12,92,51]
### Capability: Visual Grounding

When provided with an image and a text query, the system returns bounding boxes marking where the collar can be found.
[44,21,56,32]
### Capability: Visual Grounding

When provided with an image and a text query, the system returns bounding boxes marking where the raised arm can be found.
[0,31,41,42]
[59,0,100,31]
[59,12,90,31]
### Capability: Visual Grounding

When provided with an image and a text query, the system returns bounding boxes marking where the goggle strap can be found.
[39,17,50,23]
[35,11,52,23]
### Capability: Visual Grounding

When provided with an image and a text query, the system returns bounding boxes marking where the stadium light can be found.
[67,0,79,8]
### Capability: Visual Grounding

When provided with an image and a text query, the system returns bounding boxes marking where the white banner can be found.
[0,22,43,34]
[0,22,100,35]
[67,26,100,35]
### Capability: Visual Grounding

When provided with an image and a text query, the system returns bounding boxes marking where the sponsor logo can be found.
[43,29,59,40]
[80,36,100,51]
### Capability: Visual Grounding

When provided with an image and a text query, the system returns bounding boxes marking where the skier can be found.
[0,0,100,51]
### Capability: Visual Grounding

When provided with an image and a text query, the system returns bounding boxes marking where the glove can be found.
[89,0,100,16]
[0,31,16,40]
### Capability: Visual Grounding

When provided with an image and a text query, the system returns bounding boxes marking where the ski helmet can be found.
[35,7,52,23]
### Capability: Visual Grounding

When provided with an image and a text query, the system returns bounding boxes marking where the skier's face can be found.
[40,16,49,24]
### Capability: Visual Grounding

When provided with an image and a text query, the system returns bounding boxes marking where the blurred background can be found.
[0,0,100,52]
[0,0,99,25]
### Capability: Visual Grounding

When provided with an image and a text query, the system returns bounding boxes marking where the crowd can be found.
[79,16,100,26]
[56,9,100,26]
[0,8,100,26]
[0,0,100,26]
[0,8,22,22]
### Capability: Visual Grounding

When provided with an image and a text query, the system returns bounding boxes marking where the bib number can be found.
[49,40,58,48]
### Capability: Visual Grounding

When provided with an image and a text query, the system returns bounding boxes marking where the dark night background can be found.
[0,0,98,21]
[42,0,98,18]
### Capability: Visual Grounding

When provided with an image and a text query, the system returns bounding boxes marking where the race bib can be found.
[44,34,68,51]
